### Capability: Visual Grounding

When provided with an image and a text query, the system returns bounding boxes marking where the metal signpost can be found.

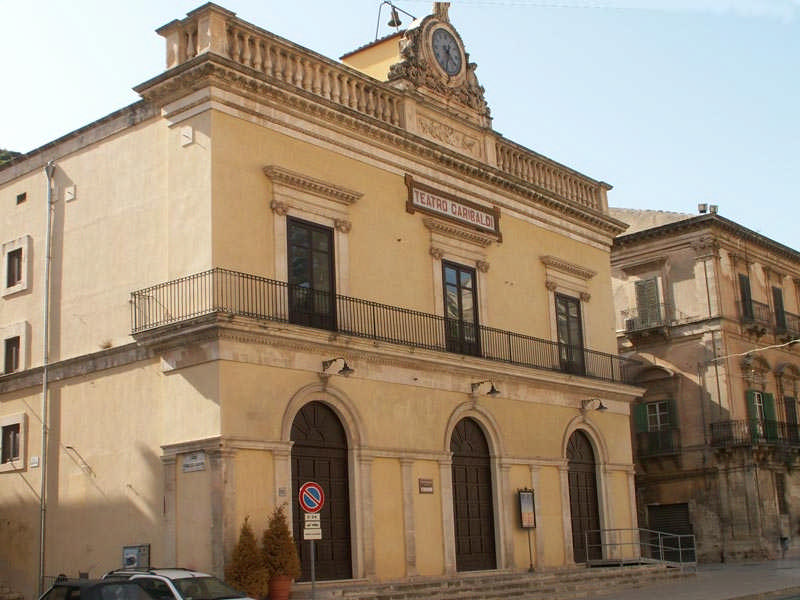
[299,482,325,600]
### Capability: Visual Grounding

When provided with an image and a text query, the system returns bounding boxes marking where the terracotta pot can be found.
[267,575,292,600]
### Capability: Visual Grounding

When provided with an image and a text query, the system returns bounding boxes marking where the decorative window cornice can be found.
[423,217,495,248]
[264,165,362,206]
[539,255,597,281]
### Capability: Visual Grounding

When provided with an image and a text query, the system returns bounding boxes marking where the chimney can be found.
[709,205,719,214]
[698,203,708,214]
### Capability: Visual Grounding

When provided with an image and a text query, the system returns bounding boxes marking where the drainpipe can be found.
[39,160,55,595]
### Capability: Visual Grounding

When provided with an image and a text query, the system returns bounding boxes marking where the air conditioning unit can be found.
[625,318,637,331]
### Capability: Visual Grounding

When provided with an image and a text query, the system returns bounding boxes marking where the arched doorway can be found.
[291,401,352,580]
[567,430,602,563]
[451,417,496,571]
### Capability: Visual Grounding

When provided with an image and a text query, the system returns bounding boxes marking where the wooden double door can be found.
[451,418,496,571]
[567,430,602,563]
[290,402,352,581]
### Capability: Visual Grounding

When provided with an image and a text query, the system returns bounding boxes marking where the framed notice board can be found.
[518,488,536,529]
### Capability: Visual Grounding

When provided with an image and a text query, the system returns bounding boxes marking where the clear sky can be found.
[2,1,798,248]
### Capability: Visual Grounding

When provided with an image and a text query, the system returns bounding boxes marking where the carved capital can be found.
[580,292,591,302]
[476,260,490,273]
[545,280,558,292]
[691,236,720,257]
[334,219,352,234]
[430,247,444,260]
[270,200,289,216]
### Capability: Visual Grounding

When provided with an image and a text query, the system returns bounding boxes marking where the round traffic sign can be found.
[299,481,325,513]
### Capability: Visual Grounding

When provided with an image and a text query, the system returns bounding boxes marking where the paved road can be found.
[589,555,800,600]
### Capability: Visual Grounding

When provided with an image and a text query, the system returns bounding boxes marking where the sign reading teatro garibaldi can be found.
[405,174,501,239]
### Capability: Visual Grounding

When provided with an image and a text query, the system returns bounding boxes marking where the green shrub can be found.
[262,504,301,579]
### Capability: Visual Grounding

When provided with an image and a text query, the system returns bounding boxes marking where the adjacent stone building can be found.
[1,4,641,598]
[612,207,800,562]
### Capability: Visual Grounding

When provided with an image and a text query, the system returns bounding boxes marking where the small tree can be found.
[262,504,301,580]
[225,517,269,598]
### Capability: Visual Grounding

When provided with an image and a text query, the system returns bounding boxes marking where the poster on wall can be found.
[518,489,536,529]
[122,544,150,568]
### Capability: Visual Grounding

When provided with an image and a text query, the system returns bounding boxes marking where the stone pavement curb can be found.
[729,586,800,600]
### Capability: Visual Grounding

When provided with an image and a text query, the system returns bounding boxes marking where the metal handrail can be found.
[710,419,800,448]
[621,303,672,332]
[738,299,772,326]
[130,268,637,384]
[636,428,681,457]
[584,527,697,569]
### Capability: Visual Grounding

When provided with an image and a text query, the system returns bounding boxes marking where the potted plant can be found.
[262,504,301,600]
[225,517,269,599]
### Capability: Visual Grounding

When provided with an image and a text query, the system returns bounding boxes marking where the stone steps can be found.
[291,564,692,600]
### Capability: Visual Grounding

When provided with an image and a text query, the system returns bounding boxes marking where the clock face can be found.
[431,28,462,76]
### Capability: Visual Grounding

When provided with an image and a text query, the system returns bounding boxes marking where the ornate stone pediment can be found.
[387,4,490,123]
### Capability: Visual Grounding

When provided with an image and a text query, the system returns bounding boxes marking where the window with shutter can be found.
[773,287,786,332]
[739,274,753,320]
[633,403,648,433]
[763,392,778,441]
[555,293,584,375]
[635,278,661,328]
[647,400,671,431]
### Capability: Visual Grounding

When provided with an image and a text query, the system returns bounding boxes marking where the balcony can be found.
[130,268,635,384]
[621,303,671,333]
[738,299,772,335]
[710,419,800,449]
[636,428,681,458]
[776,310,800,342]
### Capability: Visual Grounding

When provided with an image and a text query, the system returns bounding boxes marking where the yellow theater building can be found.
[0,3,641,597]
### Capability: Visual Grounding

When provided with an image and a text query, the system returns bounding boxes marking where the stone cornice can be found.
[264,165,362,205]
[134,54,624,239]
[539,255,597,281]
[422,217,496,247]
[135,313,641,399]
[0,343,154,394]
[615,213,800,266]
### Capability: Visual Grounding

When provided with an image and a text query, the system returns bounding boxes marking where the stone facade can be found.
[1,4,638,599]
[612,207,800,562]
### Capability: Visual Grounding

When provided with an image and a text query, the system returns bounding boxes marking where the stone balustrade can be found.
[158,4,401,127]
[157,4,610,216]
[495,140,609,212]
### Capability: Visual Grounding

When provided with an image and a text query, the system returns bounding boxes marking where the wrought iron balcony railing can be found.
[776,310,800,340]
[738,299,772,329]
[621,303,671,333]
[636,428,680,457]
[131,268,635,384]
[710,419,800,448]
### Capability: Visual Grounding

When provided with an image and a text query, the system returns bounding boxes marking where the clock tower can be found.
[387,2,491,127]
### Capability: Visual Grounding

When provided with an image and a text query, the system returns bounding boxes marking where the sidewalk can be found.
[588,556,800,600]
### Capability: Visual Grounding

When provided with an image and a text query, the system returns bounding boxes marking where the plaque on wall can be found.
[405,174,501,240]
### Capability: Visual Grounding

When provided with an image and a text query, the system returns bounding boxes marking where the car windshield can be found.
[172,578,245,600]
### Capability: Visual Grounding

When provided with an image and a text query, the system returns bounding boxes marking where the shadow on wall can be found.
[0,408,165,600]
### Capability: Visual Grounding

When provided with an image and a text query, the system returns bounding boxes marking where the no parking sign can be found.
[299,481,325,513]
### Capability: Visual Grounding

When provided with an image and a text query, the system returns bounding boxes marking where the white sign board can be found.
[182,451,206,472]
[304,528,322,540]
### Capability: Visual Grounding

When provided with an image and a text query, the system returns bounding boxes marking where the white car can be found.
[102,569,254,600]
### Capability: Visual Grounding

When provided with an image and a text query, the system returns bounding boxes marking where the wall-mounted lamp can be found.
[322,357,354,377]
[580,398,608,413]
[471,380,500,397]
